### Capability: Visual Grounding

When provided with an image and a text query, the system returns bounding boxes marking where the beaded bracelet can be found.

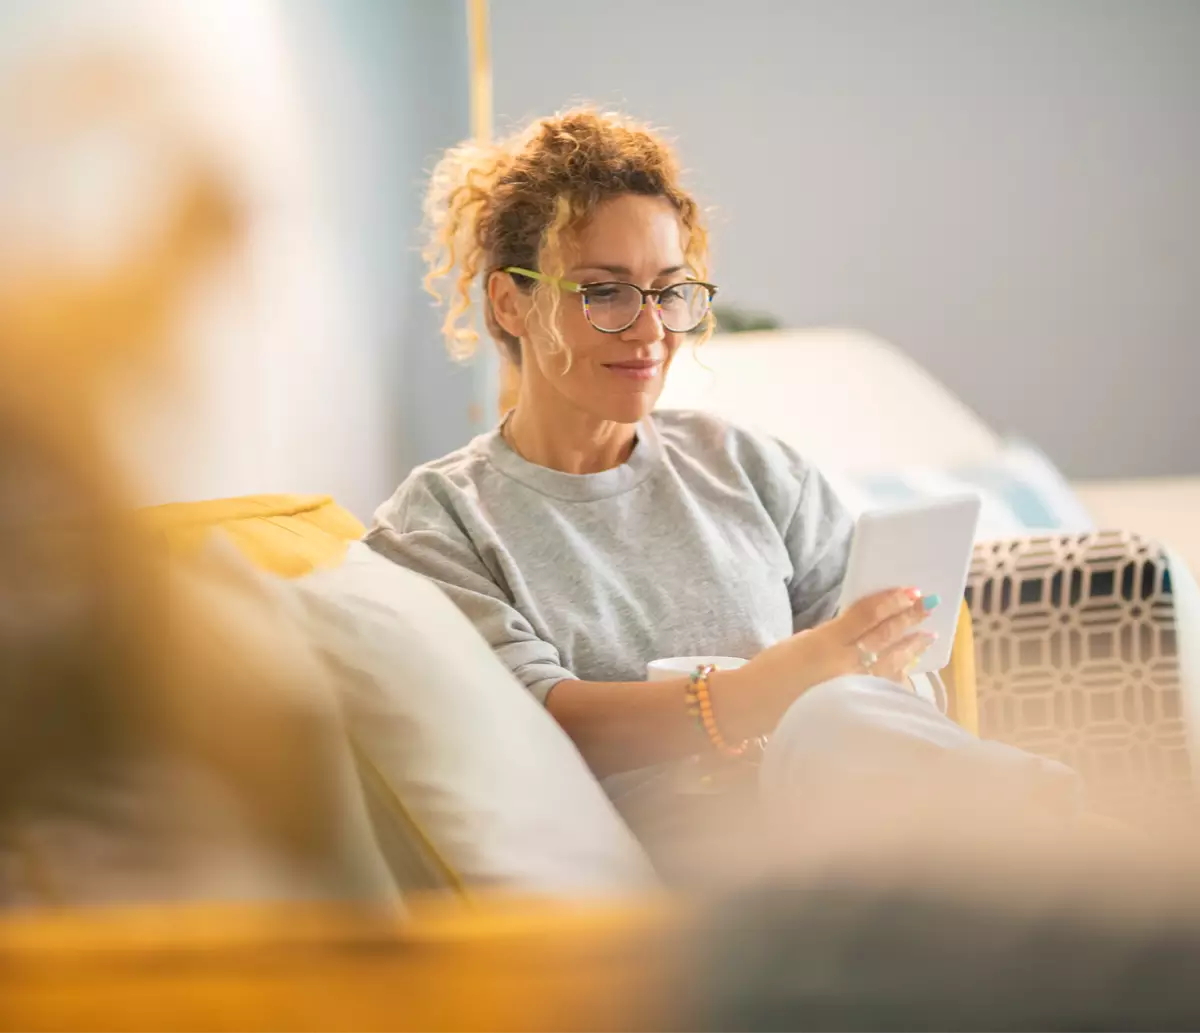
[684,663,751,759]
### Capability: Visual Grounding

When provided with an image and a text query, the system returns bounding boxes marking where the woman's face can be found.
[503,193,691,425]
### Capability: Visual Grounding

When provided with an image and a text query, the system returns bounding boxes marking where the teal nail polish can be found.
[922,593,941,611]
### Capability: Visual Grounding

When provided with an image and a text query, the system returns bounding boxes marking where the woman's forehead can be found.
[565,195,685,272]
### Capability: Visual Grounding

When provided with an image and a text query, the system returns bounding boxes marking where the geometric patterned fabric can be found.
[967,531,1193,827]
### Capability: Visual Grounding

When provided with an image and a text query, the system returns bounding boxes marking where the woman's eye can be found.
[586,286,621,301]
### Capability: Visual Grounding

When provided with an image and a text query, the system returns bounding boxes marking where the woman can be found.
[367,109,1076,861]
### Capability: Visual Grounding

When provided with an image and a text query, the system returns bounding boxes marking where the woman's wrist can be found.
[706,665,768,743]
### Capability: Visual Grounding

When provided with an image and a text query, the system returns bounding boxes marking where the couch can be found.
[141,330,1199,890]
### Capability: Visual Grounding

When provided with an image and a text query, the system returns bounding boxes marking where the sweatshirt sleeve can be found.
[365,489,576,705]
[727,422,854,632]
[781,459,855,631]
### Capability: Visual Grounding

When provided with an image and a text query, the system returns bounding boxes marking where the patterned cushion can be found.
[832,442,1094,538]
[966,530,1194,826]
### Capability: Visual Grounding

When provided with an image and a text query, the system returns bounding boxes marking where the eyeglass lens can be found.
[582,282,711,333]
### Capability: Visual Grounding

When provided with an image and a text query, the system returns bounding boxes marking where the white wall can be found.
[492,0,1200,478]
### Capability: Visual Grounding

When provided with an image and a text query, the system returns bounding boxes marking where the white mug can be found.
[646,655,747,681]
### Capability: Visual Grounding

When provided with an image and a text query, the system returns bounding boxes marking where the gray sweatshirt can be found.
[366,408,851,711]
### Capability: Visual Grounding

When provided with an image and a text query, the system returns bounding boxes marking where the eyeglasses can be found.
[503,266,717,335]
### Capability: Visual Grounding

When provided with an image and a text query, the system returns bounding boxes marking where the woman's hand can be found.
[715,588,939,738]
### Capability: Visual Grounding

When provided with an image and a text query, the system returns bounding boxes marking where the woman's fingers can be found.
[836,587,935,644]
[867,629,938,683]
[855,596,934,656]
[833,588,918,640]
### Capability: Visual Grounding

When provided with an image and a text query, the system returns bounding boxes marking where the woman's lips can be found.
[603,359,662,381]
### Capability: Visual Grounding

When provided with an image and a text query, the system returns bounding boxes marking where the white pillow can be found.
[293,543,657,897]
[827,442,1094,540]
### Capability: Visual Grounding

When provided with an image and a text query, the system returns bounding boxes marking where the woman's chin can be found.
[554,368,666,424]
[598,388,662,425]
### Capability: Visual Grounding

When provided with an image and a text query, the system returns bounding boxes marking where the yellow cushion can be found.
[142,494,364,579]
[949,600,979,735]
[950,599,979,739]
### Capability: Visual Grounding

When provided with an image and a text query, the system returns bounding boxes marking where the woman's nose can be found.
[621,296,664,342]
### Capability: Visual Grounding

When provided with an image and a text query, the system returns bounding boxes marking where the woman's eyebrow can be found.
[571,263,688,278]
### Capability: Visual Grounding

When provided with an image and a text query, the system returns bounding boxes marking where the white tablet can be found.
[836,493,982,674]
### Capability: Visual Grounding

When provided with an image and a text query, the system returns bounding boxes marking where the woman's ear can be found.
[487,270,528,340]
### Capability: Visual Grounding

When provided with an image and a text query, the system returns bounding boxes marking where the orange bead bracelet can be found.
[684,663,751,759]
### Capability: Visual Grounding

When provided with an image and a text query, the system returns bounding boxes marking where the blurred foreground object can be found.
[0,50,391,907]
[0,897,679,1032]
[689,845,1200,1032]
[5,834,1200,1031]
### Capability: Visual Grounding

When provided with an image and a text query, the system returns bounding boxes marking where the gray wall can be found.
[492,0,1200,478]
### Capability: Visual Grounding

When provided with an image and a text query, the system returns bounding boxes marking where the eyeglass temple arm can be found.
[503,267,582,291]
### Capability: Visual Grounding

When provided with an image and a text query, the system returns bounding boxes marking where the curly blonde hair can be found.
[423,107,711,366]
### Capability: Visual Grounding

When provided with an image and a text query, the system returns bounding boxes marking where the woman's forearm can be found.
[544,669,764,778]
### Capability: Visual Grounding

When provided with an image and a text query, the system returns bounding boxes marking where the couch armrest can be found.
[1072,477,1200,581]
[966,531,1194,825]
